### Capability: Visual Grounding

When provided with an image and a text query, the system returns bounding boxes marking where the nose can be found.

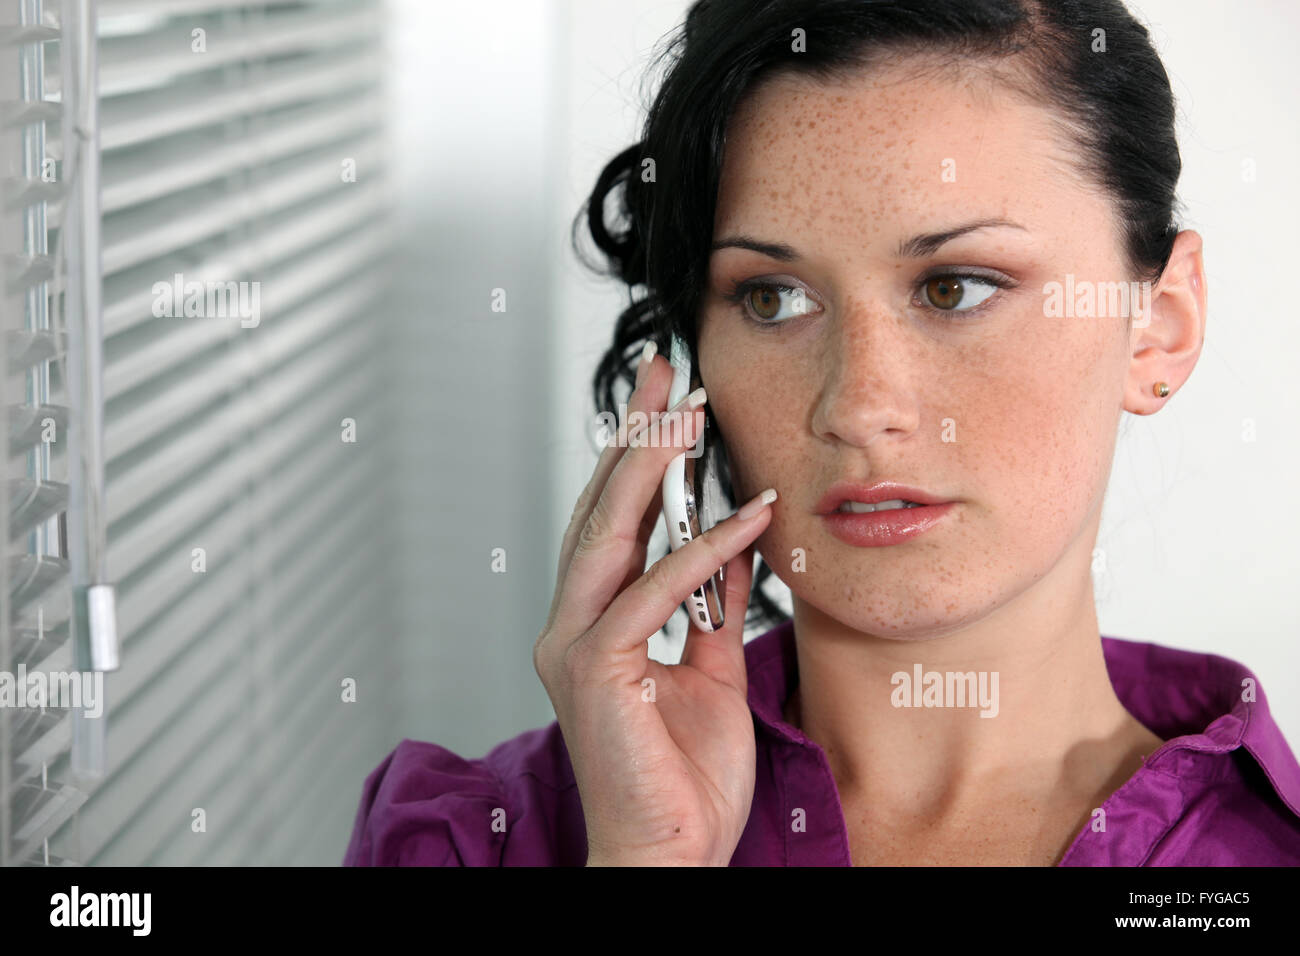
[810,299,922,448]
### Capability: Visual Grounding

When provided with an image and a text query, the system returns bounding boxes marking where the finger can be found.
[547,345,667,628]
[558,395,706,634]
[585,487,777,665]
[555,346,668,585]
[679,543,757,693]
[612,479,665,598]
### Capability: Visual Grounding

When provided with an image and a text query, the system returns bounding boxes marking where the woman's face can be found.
[697,62,1139,638]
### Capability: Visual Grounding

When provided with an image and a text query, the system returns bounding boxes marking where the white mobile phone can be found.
[660,332,728,632]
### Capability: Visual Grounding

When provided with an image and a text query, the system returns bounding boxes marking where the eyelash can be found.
[720,269,1017,329]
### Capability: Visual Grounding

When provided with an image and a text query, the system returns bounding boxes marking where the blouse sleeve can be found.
[343,738,511,866]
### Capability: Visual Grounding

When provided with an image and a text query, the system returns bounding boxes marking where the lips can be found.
[814,480,952,515]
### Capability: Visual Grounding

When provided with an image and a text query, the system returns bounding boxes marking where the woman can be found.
[345,0,1300,865]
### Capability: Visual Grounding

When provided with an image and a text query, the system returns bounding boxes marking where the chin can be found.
[773,565,972,640]
[817,602,971,642]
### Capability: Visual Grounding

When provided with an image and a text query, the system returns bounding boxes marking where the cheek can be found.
[954,323,1118,551]
[703,349,828,587]
[702,347,803,504]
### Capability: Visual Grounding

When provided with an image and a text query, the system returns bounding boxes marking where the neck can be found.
[784,543,1146,818]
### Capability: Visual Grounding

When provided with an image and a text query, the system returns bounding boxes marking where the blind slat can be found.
[140,536,383,866]
[105,257,386,463]
[12,783,86,864]
[106,349,377,599]
[5,329,66,376]
[46,4,383,99]
[6,402,66,456]
[108,322,375,522]
[3,252,57,301]
[103,90,383,212]
[99,0,305,22]
[106,377,377,671]
[109,449,377,749]
[101,138,385,275]
[92,48,382,153]
[6,553,71,626]
[10,618,72,674]
[104,219,389,397]
[6,478,68,542]
[103,177,388,338]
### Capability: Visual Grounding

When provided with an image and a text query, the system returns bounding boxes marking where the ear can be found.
[1123,230,1207,415]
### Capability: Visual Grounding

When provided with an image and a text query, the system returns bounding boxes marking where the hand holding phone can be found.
[660,332,729,632]
[533,338,776,865]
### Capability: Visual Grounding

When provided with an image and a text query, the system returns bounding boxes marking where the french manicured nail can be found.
[661,386,707,419]
[686,386,706,409]
[633,386,707,445]
[634,340,657,388]
[737,488,777,521]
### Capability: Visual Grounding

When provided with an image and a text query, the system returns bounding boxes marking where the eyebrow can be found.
[710,218,1029,261]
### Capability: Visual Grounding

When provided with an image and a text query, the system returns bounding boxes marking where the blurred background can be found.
[1,0,1296,865]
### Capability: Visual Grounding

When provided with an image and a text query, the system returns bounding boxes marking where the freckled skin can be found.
[694,60,1207,864]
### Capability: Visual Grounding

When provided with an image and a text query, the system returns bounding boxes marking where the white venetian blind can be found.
[2,0,83,869]
[5,0,403,866]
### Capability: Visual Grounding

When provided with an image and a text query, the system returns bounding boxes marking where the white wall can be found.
[383,0,564,756]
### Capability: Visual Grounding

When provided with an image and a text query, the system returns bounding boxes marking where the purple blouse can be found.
[344,620,1300,865]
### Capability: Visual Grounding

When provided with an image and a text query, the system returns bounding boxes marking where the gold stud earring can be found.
[1153,382,1170,398]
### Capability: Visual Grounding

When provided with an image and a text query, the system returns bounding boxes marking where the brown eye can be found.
[725,280,820,327]
[749,286,781,320]
[924,276,964,310]
[920,273,1001,313]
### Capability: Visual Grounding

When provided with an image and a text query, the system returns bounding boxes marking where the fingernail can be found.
[636,386,708,445]
[662,386,707,418]
[736,488,777,521]
[634,340,657,388]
